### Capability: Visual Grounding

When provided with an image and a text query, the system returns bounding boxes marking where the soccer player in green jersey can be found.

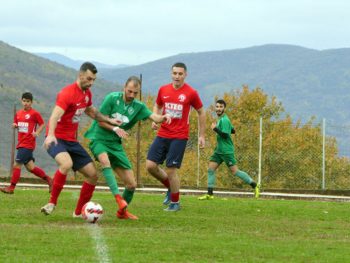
[84,76,171,219]
[198,99,260,200]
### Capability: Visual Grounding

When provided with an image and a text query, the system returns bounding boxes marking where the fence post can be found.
[322,118,326,190]
[258,117,262,185]
[9,104,16,178]
[136,74,143,187]
[196,118,200,187]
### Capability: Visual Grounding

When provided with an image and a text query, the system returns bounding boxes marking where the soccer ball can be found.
[81,201,103,223]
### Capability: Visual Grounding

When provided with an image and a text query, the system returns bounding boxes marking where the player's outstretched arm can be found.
[44,106,64,149]
[197,107,206,148]
[85,106,122,126]
[149,113,171,124]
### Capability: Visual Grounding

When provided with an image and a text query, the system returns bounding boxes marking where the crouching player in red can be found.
[40,62,125,218]
[0,92,52,194]
[84,76,171,219]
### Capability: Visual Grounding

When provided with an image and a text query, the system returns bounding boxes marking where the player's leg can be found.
[25,160,52,192]
[146,137,171,204]
[42,139,79,215]
[114,167,138,220]
[198,160,220,200]
[230,163,259,198]
[0,159,22,194]
[73,162,98,216]
[163,139,187,212]
[41,151,73,215]
[88,141,127,216]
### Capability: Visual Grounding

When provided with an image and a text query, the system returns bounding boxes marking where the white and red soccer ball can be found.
[82,201,104,223]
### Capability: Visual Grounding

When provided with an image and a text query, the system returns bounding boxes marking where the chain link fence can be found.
[1,107,349,191]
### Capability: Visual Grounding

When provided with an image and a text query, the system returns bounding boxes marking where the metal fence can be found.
[1,108,349,191]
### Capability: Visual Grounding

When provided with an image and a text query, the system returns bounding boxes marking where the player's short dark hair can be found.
[216,99,226,108]
[22,92,33,101]
[80,62,98,74]
[125,76,141,87]
[172,62,187,71]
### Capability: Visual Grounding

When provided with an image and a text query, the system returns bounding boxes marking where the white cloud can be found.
[1,0,350,64]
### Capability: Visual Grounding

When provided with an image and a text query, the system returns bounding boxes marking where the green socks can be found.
[208,168,216,188]
[122,188,135,204]
[234,170,253,185]
[102,167,120,196]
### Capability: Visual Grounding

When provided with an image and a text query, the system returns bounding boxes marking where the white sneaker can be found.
[72,212,82,218]
[41,203,55,215]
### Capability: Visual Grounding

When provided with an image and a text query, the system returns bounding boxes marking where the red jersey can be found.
[14,108,44,150]
[156,83,203,139]
[48,82,92,141]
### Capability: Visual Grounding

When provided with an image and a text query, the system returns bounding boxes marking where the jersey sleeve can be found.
[35,111,45,125]
[98,93,113,115]
[56,89,71,111]
[191,90,203,110]
[138,104,153,121]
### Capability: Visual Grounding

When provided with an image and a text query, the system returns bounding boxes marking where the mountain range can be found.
[98,44,350,126]
[0,40,349,157]
[35,52,129,70]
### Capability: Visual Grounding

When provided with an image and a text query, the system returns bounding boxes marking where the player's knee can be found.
[146,160,157,173]
[59,161,73,173]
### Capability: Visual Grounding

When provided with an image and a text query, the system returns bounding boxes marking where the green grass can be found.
[0,189,349,263]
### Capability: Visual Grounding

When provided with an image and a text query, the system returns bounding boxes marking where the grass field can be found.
[0,189,349,263]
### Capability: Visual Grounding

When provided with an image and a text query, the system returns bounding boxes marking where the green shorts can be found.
[89,140,132,170]
[209,152,237,167]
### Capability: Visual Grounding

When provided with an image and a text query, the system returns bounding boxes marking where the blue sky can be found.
[0,0,349,65]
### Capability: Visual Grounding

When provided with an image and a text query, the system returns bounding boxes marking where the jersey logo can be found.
[25,114,30,119]
[178,94,186,102]
[163,96,170,99]
[85,96,89,104]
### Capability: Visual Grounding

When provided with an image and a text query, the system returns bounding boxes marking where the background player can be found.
[198,99,260,200]
[0,92,52,194]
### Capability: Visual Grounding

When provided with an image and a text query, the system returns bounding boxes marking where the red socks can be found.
[74,182,96,215]
[162,178,170,189]
[30,166,49,180]
[171,192,180,203]
[9,168,21,189]
[49,170,67,205]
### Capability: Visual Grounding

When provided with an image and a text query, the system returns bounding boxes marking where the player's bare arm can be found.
[151,103,164,130]
[44,105,65,149]
[85,106,122,126]
[197,107,206,148]
[98,121,129,139]
[149,113,171,124]
[33,123,45,137]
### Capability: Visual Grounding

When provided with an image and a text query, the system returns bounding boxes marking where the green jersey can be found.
[214,113,234,154]
[85,92,152,142]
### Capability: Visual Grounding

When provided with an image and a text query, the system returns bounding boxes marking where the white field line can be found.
[1,182,350,202]
[86,224,111,263]
[69,191,111,263]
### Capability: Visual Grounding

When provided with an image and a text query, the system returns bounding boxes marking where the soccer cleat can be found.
[254,184,261,199]
[163,189,171,205]
[72,212,82,218]
[0,187,14,194]
[47,177,53,193]
[116,209,138,220]
[164,202,180,212]
[198,194,214,200]
[115,195,128,210]
[41,203,56,215]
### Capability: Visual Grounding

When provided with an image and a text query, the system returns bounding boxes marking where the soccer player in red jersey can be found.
[146,62,206,211]
[40,62,125,217]
[0,92,52,194]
